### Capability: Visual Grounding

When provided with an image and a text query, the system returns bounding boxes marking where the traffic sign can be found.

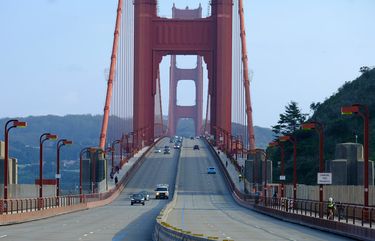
[317,172,332,184]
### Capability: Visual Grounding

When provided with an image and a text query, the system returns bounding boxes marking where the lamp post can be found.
[301,121,325,206]
[3,120,27,211]
[111,139,121,174]
[279,135,297,201]
[39,133,57,208]
[56,139,72,200]
[341,104,370,207]
[269,141,285,197]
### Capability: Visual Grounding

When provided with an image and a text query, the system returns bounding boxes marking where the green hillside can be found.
[270,68,375,185]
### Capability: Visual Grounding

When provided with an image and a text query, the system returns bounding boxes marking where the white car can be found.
[154,148,161,153]
[155,184,169,199]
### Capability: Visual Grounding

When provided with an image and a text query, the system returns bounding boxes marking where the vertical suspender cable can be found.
[238,0,255,150]
[100,0,124,149]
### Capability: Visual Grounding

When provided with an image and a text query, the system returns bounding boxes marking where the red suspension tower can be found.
[133,0,233,144]
[167,5,204,137]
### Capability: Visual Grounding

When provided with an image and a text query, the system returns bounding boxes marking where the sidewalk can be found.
[106,145,150,191]
[212,146,245,193]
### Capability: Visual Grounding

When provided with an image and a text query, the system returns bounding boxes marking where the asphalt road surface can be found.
[0,139,178,241]
[166,139,354,241]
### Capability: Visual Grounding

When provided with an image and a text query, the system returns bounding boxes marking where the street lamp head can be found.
[268,141,279,147]
[341,105,359,115]
[63,140,73,145]
[301,122,316,130]
[47,134,58,140]
[14,121,27,128]
[279,136,291,142]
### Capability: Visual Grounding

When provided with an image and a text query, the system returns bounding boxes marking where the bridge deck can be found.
[0,139,178,241]
[165,139,352,241]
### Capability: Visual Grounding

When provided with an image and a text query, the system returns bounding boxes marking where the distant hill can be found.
[269,68,375,185]
[0,115,102,188]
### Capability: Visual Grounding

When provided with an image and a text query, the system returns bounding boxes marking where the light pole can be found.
[39,133,57,208]
[279,135,297,201]
[268,141,285,197]
[301,121,325,206]
[3,120,27,211]
[56,139,72,200]
[341,104,370,207]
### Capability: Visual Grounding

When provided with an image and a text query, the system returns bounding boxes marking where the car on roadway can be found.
[154,148,161,153]
[138,191,150,201]
[130,193,145,205]
[193,145,200,150]
[174,144,181,149]
[164,148,171,154]
[155,184,169,199]
[207,167,216,174]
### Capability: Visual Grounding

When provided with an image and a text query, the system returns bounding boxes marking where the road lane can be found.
[166,139,354,241]
[0,139,178,241]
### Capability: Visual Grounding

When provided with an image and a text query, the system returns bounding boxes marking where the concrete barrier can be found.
[204,139,375,241]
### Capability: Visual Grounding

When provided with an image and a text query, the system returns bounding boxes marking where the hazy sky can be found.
[1,0,374,128]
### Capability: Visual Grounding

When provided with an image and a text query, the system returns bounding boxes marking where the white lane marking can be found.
[0,235,8,239]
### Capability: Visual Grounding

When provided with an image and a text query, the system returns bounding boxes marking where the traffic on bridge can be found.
[1,0,374,241]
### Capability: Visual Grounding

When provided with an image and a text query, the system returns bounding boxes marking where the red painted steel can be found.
[238,0,256,150]
[99,0,124,149]
[134,0,234,142]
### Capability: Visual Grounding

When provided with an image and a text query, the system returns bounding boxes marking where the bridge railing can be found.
[0,195,84,214]
[263,197,375,228]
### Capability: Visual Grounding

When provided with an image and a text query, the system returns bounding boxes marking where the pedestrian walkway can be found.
[107,145,150,191]
[212,146,245,193]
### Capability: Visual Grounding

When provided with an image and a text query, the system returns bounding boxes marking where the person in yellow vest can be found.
[327,197,336,220]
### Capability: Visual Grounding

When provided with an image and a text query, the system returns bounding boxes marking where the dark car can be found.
[164,149,171,154]
[193,145,200,150]
[130,193,145,205]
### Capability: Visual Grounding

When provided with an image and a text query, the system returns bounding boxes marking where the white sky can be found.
[0,0,374,128]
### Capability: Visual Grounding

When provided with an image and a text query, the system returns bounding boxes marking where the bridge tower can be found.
[133,0,233,144]
[167,5,204,137]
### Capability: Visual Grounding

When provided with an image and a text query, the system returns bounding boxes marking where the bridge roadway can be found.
[0,139,178,241]
[166,139,354,241]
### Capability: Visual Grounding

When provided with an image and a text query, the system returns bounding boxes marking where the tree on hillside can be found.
[272,101,307,136]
